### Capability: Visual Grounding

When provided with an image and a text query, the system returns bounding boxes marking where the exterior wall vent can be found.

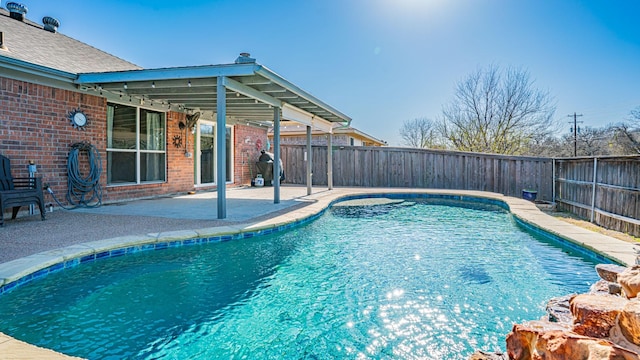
[6,2,28,21]
[42,16,60,33]
[235,52,256,64]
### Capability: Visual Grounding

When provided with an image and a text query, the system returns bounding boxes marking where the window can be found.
[107,103,166,185]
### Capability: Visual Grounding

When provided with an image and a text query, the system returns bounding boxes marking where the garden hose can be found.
[48,141,103,209]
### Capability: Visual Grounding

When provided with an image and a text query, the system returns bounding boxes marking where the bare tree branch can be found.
[440,65,556,155]
[399,118,442,148]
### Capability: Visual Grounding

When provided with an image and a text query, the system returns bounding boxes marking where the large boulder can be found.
[619,299,640,346]
[596,264,628,283]
[591,280,612,294]
[570,294,627,338]
[546,294,574,324]
[468,350,507,359]
[619,266,640,299]
[506,322,640,360]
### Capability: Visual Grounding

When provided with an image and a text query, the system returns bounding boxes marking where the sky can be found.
[12,0,640,146]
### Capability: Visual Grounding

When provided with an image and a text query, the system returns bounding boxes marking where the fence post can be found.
[590,157,598,223]
[552,158,556,203]
[327,134,333,190]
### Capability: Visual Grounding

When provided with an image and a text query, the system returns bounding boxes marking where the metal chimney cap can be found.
[6,2,28,21]
[42,16,60,33]
[235,52,256,64]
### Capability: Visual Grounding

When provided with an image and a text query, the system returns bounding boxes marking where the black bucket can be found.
[522,189,537,201]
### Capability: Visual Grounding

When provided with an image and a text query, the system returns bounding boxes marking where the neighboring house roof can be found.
[0,8,140,73]
[269,126,387,146]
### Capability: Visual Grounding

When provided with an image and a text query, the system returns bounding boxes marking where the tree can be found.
[440,65,556,155]
[399,117,441,148]
[575,126,611,156]
[611,107,640,154]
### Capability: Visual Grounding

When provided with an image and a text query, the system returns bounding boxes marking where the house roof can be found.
[76,58,352,128]
[0,8,350,130]
[270,125,387,145]
[0,8,140,73]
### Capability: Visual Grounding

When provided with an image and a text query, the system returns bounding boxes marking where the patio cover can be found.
[75,55,351,219]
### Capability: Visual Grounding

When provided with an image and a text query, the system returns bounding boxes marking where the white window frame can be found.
[106,102,167,186]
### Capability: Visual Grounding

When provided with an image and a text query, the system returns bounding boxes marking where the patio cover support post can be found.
[306,125,312,195]
[327,133,333,190]
[216,76,227,219]
[273,107,281,204]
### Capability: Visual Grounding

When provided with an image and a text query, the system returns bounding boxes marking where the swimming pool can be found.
[0,196,602,359]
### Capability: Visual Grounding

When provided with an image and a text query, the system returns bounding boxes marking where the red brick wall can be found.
[234,124,270,184]
[1,77,106,205]
[1,77,266,206]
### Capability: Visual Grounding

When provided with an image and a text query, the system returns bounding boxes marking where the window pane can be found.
[140,152,165,182]
[200,125,215,184]
[107,104,137,149]
[107,151,136,184]
[140,109,165,151]
[201,124,213,135]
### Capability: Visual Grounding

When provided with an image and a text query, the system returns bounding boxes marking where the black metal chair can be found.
[0,155,45,226]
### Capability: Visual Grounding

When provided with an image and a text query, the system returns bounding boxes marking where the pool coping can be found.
[0,188,637,359]
[1,188,636,292]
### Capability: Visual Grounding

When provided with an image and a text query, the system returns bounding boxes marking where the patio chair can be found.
[0,154,46,226]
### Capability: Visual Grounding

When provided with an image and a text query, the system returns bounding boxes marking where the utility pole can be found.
[567,112,583,157]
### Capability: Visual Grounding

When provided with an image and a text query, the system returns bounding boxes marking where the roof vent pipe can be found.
[0,32,6,50]
[6,2,28,21]
[235,52,256,64]
[42,16,60,33]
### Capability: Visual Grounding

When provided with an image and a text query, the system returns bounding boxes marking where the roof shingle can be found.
[0,8,140,74]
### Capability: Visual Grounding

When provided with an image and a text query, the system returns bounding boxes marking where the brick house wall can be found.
[234,124,270,185]
[1,76,267,207]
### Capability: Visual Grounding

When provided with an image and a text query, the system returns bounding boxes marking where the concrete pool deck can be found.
[0,186,637,359]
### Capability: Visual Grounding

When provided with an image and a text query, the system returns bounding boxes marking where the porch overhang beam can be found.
[75,63,259,85]
[255,66,351,125]
[221,77,282,108]
[282,103,335,134]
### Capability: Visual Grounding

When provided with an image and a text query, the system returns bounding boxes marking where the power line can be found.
[567,112,583,156]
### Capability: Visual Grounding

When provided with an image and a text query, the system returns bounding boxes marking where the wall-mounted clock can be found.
[68,108,88,130]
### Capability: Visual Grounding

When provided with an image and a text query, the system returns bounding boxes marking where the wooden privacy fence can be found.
[555,156,640,237]
[280,145,640,236]
[280,145,553,201]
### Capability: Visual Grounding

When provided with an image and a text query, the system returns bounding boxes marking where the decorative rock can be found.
[468,350,507,359]
[610,282,623,296]
[570,294,627,338]
[596,264,628,283]
[506,322,640,360]
[619,266,640,299]
[619,300,640,346]
[546,294,574,324]
[590,280,623,295]
[591,279,612,294]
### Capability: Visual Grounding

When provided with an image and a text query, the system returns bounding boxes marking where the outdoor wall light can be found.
[151,81,155,88]
[123,82,128,89]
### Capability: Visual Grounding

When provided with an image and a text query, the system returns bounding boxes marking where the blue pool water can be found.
[0,198,600,359]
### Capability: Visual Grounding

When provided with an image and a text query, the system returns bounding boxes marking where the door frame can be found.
[194,120,234,187]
